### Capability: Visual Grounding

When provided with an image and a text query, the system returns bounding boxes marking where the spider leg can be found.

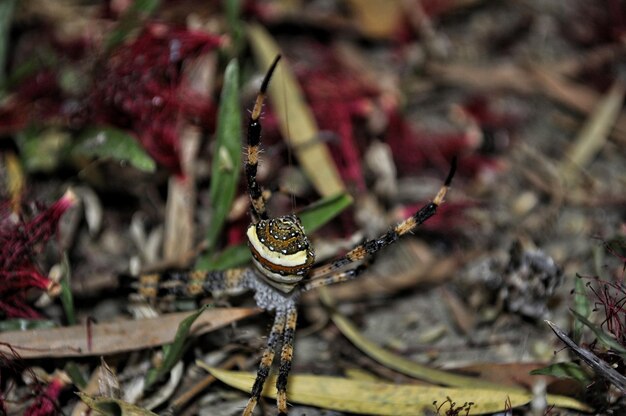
[245,55,281,223]
[309,158,457,280]
[277,307,298,416]
[301,263,368,292]
[243,311,286,416]
[137,268,249,300]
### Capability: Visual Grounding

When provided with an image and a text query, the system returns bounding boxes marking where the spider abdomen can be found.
[247,214,315,292]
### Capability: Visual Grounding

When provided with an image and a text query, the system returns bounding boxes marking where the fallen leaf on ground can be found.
[201,365,589,415]
[0,307,259,358]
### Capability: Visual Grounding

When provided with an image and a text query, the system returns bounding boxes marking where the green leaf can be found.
[200,366,590,415]
[530,362,590,384]
[65,361,88,390]
[572,275,590,343]
[298,193,353,233]
[144,304,212,390]
[16,127,70,173]
[224,0,244,56]
[570,309,626,359]
[195,244,250,271]
[196,192,352,271]
[74,127,156,173]
[60,253,76,325]
[0,319,56,332]
[206,59,242,252]
[104,0,161,53]
[0,0,16,87]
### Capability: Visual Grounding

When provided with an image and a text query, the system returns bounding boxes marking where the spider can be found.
[138,55,456,416]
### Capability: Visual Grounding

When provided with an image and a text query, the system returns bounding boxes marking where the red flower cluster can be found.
[1,22,223,175]
[0,191,76,318]
[88,24,223,175]
[293,45,379,191]
[23,376,67,416]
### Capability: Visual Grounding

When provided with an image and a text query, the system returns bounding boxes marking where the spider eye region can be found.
[247,215,315,290]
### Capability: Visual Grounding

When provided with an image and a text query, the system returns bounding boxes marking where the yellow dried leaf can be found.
[5,152,24,213]
[247,23,345,197]
[561,79,626,184]
[320,292,589,413]
[345,0,402,39]
[200,365,588,415]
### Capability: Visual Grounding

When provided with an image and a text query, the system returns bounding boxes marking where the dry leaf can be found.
[200,365,589,415]
[559,79,626,184]
[0,307,259,358]
[247,23,346,197]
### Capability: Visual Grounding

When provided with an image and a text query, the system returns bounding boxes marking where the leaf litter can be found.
[0,1,625,415]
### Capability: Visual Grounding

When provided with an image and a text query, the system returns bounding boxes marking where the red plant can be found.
[586,239,626,346]
[588,279,626,346]
[0,190,76,318]
[292,45,380,191]
[88,24,223,175]
[1,22,222,175]
[23,376,66,416]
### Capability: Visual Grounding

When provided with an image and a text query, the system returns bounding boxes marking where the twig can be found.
[545,320,626,392]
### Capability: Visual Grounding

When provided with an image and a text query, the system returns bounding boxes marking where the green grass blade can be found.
[144,304,211,390]
[570,309,626,359]
[572,275,591,343]
[104,0,161,53]
[0,0,16,87]
[73,127,156,172]
[530,362,590,384]
[59,253,76,325]
[0,319,56,331]
[206,59,242,253]
[64,362,87,390]
[224,0,244,56]
[298,193,353,233]
[195,244,250,271]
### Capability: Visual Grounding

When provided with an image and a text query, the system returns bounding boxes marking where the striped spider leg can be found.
[138,55,455,416]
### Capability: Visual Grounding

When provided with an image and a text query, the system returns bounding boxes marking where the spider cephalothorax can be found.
[247,214,315,292]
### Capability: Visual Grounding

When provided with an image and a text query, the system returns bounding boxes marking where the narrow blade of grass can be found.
[321,289,503,390]
[224,0,244,56]
[196,244,250,271]
[74,127,156,173]
[570,309,626,358]
[0,319,56,332]
[201,365,589,415]
[196,192,352,270]
[247,23,345,197]
[572,275,591,343]
[298,193,353,233]
[206,59,242,252]
[59,253,76,325]
[145,304,212,389]
[0,0,16,88]
[104,0,161,52]
[64,362,87,390]
[560,79,626,184]
[530,362,590,384]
